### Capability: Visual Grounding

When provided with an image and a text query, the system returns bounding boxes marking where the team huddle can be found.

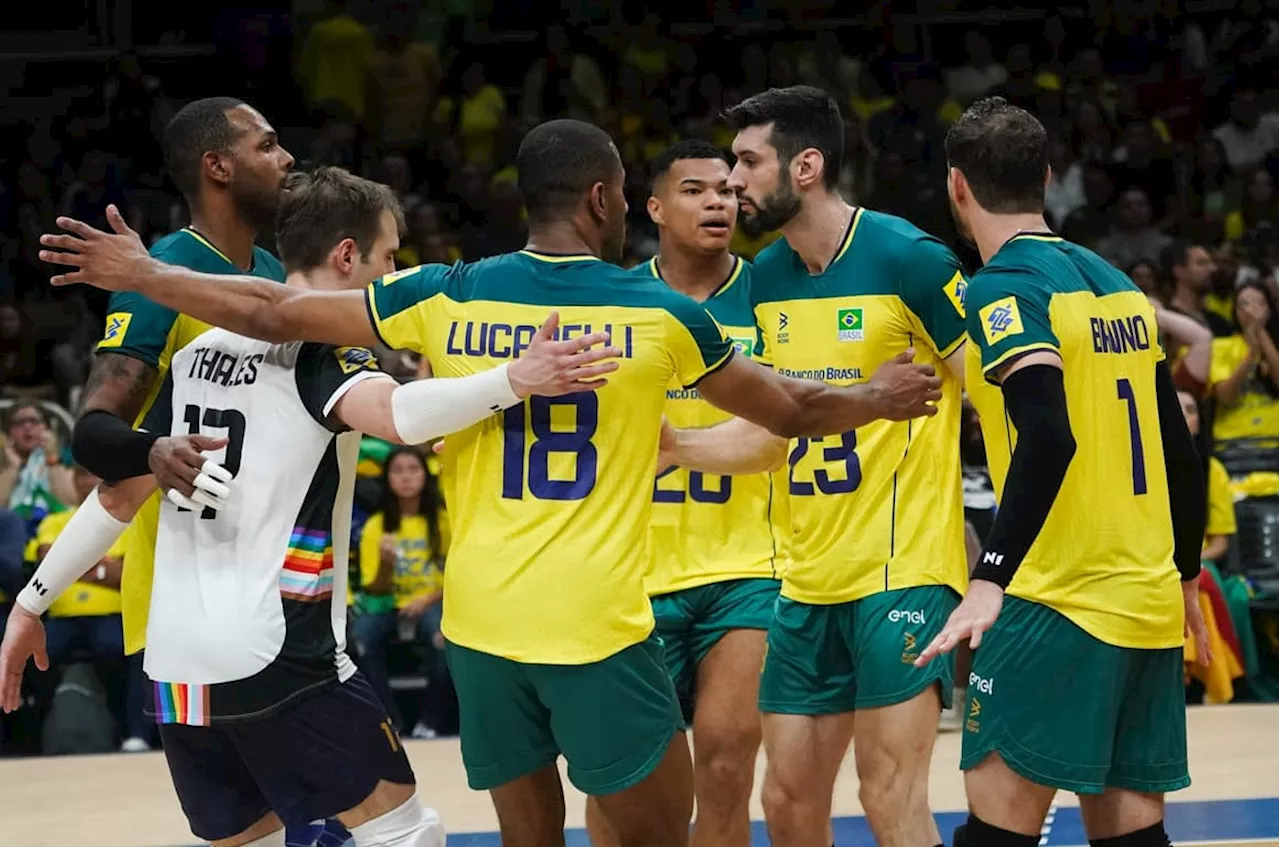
[0,85,1209,847]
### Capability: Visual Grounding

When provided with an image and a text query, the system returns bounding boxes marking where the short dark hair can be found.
[516,119,620,225]
[649,140,731,191]
[722,86,843,189]
[1160,239,1207,278]
[275,167,404,272]
[944,96,1049,214]
[163,97,248,199]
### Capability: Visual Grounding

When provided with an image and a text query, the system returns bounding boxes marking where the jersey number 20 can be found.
[501,395,597,501]
[180,404,246,519]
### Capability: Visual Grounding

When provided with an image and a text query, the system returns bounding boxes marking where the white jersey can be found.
[141,329,388,725]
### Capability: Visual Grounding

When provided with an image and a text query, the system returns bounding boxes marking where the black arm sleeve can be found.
[71,410,161,483]
[971,364,1078,588]
[1154,359,1206,581]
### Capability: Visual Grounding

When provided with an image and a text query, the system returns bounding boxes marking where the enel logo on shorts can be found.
[969,672,995,695]
[887,609,926,625]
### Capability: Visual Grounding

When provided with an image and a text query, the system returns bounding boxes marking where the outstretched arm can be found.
[689,347,943,439]
[41,206,378,347]
[659,417,788,476]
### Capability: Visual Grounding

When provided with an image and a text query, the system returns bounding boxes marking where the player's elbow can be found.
[248,308,296,344]
[760,433,789,471]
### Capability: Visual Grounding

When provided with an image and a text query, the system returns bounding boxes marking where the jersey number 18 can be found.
[501,395,598,501]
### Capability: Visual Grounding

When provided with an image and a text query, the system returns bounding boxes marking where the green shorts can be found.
[759,586,959,714]
[960,596,1189,795]
[651,578,779,724]
[444,635,682,795]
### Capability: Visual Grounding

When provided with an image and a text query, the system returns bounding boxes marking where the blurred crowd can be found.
[0,0,1277,754]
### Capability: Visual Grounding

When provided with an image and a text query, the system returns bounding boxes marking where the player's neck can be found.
[285,268,345,292]
[524,222,598,258]
[1170,283,1203,316]
[188,204,258,272]
[652,242,736,302]
[780,192,854,275]
[970,212,1051,265]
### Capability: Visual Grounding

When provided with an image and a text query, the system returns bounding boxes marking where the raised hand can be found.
[506,311,622,398]
[39,204,153,291]
[867,348,944,421]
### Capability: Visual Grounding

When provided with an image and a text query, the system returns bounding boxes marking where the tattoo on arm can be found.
[79,353,159,423]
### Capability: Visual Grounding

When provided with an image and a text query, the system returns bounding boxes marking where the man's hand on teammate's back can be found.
[914,579,1005,667]
[0,604,48,713]
[42,205,154,292]
[504,311,621,397]
[867,349,944,421]
[149,435,234,513]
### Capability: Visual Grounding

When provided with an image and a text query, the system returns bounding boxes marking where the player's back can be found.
[98,228,286,657]
[365,251,732,664]
[965,234,1181,649]
[140,328,377,722]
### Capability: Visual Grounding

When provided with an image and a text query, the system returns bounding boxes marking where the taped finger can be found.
[201,460,234,483]
[167,489,200,510]
[193,472,231,500]
[189,488,225,511]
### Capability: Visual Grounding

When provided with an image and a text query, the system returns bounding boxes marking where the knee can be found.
[761,768,811,823]
[856,751,919,816]
[696,734,759,801]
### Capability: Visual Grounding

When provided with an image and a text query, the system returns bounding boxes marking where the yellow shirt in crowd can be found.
[36,509,125,618]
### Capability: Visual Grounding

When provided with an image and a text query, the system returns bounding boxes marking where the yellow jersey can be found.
[1208,334,1280,444]
[358,511,443,608]
[751,208,970,605]
[1205,456,1238,541]
[632,256,789,596]
[365,251,733,663]
[965,233,1182,649]
[36,509,126,618]
[96,229,286,654]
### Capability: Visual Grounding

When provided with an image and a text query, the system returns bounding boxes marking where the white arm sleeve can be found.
[390,363,523,445]
[15,488,129,615]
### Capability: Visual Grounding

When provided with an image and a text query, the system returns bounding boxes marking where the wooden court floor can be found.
[1,704,1275,846]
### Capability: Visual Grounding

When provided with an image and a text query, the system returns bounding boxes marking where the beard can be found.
[231,175,283,232]
[738,176,802,237]
[948,193,974,245]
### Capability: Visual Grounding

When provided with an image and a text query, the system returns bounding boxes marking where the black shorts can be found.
[158,671,415,841]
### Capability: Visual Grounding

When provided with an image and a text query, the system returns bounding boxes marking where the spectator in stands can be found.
[1212,89,1279,175]
[0,303,44,397]
[1044,138,1086,229]
[519,23,607,123]
[35,466,150,751]
[453,61,507,169]
[1186,137,1236,240]
[352,447,448,739]
[1060,161,1116,249]
[294,0,373,122]
[1165,241,1232,335]
[1096,187,1173,268]
[0,403,74,532]
[364,0,441,153]
[1178,389,1238,563]
[1226,166,1278,244]
[1128,259,1161,299]
[1209,280,1280,449]
[946,31,1007,106]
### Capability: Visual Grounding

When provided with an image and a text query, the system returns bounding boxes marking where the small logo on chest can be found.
[776,312,790,345]
[836,308,864,342]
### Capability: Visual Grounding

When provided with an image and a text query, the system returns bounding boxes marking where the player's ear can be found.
[947,167,966,204]
[588,182,607,223]
[793,148,824,190]
[646,195,664,227]
[204,151,232,188]
[333,237,358,274]
[1043,165,1053,191]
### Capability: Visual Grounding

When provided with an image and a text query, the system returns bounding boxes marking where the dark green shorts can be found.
[651,578,779,724]
[960,596,1189,795]
[759,586,959,714]
[444,635,682,795]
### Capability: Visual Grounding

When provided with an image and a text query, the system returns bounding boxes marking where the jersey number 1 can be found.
[501,395,598,501]
[180,404,246,518]
[1116,378,1147,496]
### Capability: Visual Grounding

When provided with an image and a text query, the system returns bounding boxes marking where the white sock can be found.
[348,793,445,847]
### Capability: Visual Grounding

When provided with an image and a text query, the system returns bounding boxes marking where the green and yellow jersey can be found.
[96,228,285,655]
[631,256,789,596]
[751,208,969,606]
[365,252,732,664]
[964,233,1182,650]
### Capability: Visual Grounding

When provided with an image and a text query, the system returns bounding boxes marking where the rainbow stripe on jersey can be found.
[280,527,334,602]
[153,680,210,726]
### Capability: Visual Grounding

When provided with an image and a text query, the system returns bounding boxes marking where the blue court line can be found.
[440,798,1280,847]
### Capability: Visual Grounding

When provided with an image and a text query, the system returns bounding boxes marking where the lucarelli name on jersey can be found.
[445,320,635,359]
[185,346,265,387]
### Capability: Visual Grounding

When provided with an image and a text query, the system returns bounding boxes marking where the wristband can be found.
[16,488,129,615]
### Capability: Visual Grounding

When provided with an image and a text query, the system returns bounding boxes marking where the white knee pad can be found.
[239,828,287,847]
[348,793,445,847]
